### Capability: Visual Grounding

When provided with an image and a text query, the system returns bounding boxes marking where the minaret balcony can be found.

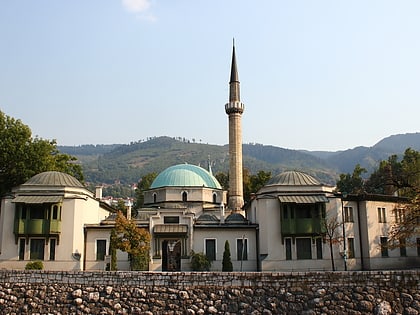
[225,101,244,114]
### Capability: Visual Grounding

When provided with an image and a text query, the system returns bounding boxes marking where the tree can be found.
[0,111,83,196]
[134,172,158,209]
[113,211,151,271]
[244,169,272,203]
[364,148,420,197]
[109,229,118,271]
[322,215,343,271]
[215,172,229,190]
[222,240,233,272]
[336,164,366,194]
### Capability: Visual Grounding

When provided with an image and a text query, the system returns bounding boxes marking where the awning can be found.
[278,195,329,204]
[12,196,63,204]
[154,224,188,235]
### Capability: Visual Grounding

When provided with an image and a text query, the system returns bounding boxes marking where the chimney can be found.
[95,186,103,199]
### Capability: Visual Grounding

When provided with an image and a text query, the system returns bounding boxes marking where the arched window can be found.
[212,193,217,204]
[153,193,157,203]
[182,191,188,202]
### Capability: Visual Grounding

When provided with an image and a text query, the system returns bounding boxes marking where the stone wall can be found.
[0,270,419,314]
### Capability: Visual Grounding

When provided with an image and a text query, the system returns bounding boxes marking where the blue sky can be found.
[1,1,419,151]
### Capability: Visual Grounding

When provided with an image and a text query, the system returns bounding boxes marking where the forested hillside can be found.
[58,133,420,188]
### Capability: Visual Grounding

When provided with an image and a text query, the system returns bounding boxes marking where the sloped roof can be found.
[267,171,321,186]
[150,164,222,189]
[23,171,84,188]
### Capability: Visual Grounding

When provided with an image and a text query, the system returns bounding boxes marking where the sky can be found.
[1,1,419,151]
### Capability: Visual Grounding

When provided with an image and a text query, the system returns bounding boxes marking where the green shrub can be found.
[222,240,233,271]
[190,251,211,271]
[25,261,43,270]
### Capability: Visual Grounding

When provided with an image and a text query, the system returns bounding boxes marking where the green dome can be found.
[150,164,222,189]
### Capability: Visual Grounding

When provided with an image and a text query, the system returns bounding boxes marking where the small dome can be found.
[267,171,320,186]
[23,171,84,188]
[225,212,247,223]
[151,164,222,189]
[196,213,220,223]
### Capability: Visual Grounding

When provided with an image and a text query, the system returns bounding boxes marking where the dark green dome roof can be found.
[150,164,222,189]
[23,171,84,188]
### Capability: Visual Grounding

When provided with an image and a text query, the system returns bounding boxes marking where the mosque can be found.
[0,44,418,271]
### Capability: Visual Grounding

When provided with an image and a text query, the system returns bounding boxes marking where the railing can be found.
[14,219,61,235]
[281,218,325,235]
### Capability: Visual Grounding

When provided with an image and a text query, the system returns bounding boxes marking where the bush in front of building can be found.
[190,251,211,271]
[25,261,44,270]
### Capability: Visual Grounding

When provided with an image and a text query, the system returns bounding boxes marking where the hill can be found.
[58,132,420,187]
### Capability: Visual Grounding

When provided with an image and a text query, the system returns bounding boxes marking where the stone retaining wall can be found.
[0,270,419,314]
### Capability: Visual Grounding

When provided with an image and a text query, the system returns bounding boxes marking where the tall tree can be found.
[0,111,83,195]
[134,172,158,209]
[365,148,420,197]
[336,164,366,194]
[322,215,343,271]
[243,169,272,203]
[222,240,233,272]
[113,211,151,271]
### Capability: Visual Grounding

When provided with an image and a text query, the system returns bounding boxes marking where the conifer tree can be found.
[222,240,233,271]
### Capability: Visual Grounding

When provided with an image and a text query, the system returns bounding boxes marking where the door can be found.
[162,240,181,271]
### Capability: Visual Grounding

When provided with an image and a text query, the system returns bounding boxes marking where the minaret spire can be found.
[225,40,245,212]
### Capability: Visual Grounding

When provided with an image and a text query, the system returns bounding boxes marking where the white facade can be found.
[0,171,111,270]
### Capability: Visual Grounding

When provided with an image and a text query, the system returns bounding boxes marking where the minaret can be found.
[225,41,245,212]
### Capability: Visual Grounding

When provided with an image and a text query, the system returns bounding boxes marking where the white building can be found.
[0,171,112,270]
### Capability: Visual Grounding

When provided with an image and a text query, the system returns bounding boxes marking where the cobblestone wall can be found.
[0,270,419,314]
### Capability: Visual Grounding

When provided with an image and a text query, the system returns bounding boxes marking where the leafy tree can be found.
[244,169,271,203]
[113,211,151,271]
[222,240,233,272]
[134,172,158,209]
[0,111,83,195]
[190,251,211,271]
[215,172,229,190]
[365,148,420,197]
[336,164,366,194]
[322,215,343,271]
[388,189,420,248]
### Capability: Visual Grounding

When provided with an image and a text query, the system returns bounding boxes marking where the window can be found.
[285,238,292,260]
[378,207,387,223]
[399,239,407,257]
[316,238,323,259]
[49,239,56,260]
[21,206,27,219]
[394,208,405,223]
[19,239,25,260]
[344,207,354,222]
[96,240,107,261]
[52,205,59,220]
[153,193,157,203]
[30,239,45,260]
[182,191,188,202]
[164,216,179,224]
[30,205,45,219]
[296,238,312,260]
[347,238,355,259]
[212,193,217,204]
[380,237,388,257]
[237,238,248,261]
[205,239,216,261]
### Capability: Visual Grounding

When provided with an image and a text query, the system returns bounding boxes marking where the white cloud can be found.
[122,0,151,13]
